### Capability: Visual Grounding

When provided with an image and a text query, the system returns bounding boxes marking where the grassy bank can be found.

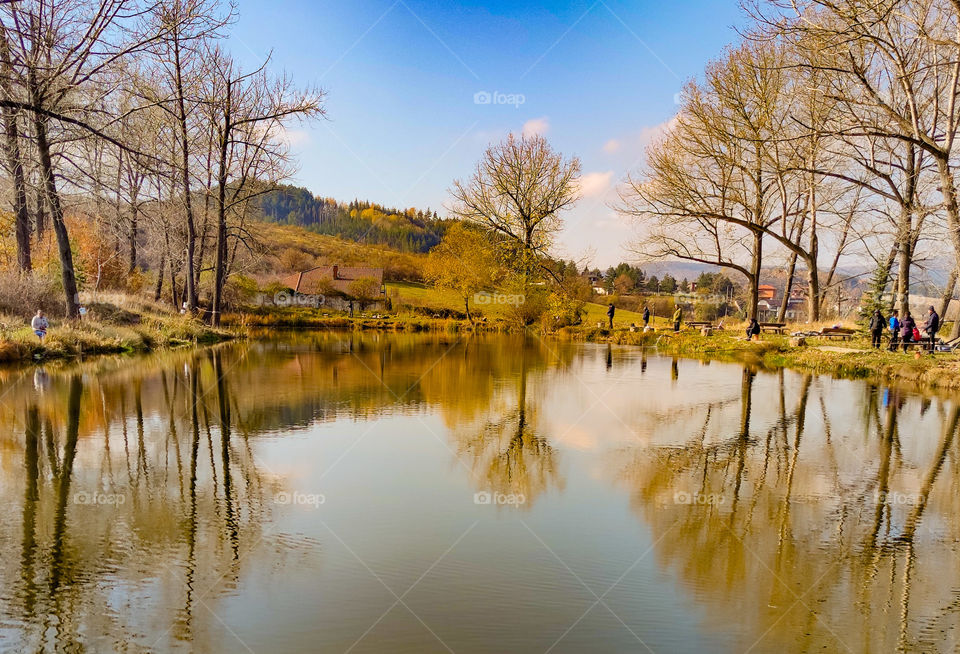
[0,303,235,364]
[558,325,960,392]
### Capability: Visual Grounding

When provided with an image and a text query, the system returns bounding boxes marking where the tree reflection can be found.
[617,366,960,652]
[445,337,565,506]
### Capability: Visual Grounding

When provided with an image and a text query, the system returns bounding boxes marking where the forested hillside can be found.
[255,184,450,252]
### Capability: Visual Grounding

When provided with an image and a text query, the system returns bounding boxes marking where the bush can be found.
[0,271,63,318]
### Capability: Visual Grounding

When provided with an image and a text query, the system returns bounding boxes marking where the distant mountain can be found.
[641,261,722,281]
[254,183,450,253]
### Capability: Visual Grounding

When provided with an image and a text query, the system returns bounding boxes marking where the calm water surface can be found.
[0,333,958,653]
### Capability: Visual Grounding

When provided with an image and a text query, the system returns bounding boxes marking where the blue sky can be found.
[230,1,746,267]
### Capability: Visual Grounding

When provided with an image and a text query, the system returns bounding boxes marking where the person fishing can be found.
[746,317,761,340]
[606,303,615,330]
[868,309,885,349]
[642,305,650,329]
[900,311,917,353]
[673,304,682,333]
[923,305,940,352]
[888,309,900,351]
[31,310,48,344]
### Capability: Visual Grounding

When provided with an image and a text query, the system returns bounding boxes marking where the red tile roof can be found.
[281,265,383,296]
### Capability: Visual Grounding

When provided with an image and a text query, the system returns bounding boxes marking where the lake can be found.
[0,333,957,653]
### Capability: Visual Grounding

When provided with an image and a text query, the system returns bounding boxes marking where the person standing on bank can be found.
[607,303,615,330]
[31,310,48,344]
[673,305,682,333]
[888,309,901,351]
[923,305,940,351]
[868,309,886,349]
[900,311,917,353]
[642,305,650,329]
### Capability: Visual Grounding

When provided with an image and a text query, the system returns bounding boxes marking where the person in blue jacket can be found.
[888,309,900,351]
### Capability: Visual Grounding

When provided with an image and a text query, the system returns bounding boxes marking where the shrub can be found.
[0,271,63,318]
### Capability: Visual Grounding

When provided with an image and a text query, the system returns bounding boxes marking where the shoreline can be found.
[5,309,959,395]
[556,326,960,394]
[0,314,237,365]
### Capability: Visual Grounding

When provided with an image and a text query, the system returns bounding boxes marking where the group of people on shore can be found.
[608,303,684,333]
[868,306,941,352]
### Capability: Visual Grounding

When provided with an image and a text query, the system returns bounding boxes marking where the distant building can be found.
[280,264,386,312]
[282,265,384,296]
[758,285,777,301]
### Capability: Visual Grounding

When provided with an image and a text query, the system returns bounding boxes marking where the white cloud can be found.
[603,139,621,154]
[635,116,678,152]
[522,116,550,137]
[578,171,615,199]
[277,125,311,148]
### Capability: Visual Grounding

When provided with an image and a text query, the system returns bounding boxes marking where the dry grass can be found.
[0,292,234,364]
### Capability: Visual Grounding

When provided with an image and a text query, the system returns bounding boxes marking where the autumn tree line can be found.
[258,184,450,253]
[618,0,960,336]
[0,0,324,325]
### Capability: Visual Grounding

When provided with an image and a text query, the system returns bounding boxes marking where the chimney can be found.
[332,265,339,280]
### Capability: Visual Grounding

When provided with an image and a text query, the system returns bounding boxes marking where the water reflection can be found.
[0,334,957,652]
[618,365,960,653]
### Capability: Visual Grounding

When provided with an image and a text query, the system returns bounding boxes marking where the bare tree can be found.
[201,47,325,325]
[449,133,581,283]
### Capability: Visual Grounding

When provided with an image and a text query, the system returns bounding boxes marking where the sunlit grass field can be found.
[386,281,674,327]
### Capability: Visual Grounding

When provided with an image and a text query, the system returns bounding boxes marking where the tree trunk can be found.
[939,268,956,322]
[748,230,763,321]
[806,257,820,323]
[0,29,29,272]
[173,36,198,311]
[211,82,231,328]
[933,160,960,340]
[128,207,137,273]
[171,267,180,310]
[896,205,913,319]
[4,107,31,272]
[32,109,79,318]
[154,252,166,302]
[776,252,797,323]
[33,187,46,241]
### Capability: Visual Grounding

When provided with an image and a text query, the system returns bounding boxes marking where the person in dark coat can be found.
[642,305,650,329]
[868,309,885,349]
[746,318,761,340]
[607,303,615,330]
[923,305,940,351]
[900,311,917,353]
[888,310,901,351]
